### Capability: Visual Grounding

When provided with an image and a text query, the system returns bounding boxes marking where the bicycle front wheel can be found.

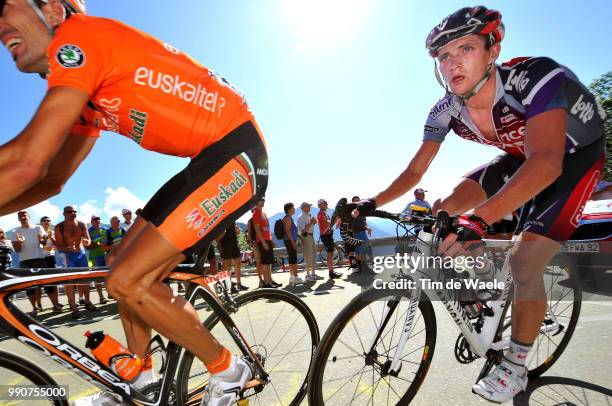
[0,351,69,406]
[308,286,437,405]
[176,289,319,406]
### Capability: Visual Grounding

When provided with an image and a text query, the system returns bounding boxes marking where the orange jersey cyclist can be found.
[356,6,605,403]
[0,1,267,405]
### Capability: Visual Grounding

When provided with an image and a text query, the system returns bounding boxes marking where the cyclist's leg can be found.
[433,153,523,215]
[511,141,604,343]
[508,232,559,343]
[475,140,604,401]
[107,120,267,365]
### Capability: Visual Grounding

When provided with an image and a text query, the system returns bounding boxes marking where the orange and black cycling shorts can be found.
[141,121,268,256]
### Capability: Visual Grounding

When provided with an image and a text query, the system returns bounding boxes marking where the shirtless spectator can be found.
[55,206,98,319]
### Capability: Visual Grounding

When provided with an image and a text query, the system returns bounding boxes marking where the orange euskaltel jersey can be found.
[47,14,255,158]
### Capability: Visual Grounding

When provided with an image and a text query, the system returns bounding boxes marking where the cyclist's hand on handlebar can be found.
[438,214,488,257]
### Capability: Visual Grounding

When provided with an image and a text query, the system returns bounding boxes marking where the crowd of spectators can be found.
[5,179,606,306]
[1,206,141,319]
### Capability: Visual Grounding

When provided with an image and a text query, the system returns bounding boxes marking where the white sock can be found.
[504,339,531,370]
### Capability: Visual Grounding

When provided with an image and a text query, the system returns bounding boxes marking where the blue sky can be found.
[1,0,611,229]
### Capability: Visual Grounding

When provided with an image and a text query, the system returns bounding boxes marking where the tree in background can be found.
[589,71,612,180]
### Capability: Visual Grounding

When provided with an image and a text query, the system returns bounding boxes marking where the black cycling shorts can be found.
[464,138,605,241]
[141,120,268,257]
[321,233,335,253]
[220,240,241,260]
[284,240,298,264]
[257,241,274,265]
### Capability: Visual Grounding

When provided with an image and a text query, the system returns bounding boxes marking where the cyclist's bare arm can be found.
[374,140,441,207]
[473,109,566,225]
[1,133,96,214]
[0,86,90,213]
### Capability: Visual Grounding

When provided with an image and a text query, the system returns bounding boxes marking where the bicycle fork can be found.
[366,284,423,376]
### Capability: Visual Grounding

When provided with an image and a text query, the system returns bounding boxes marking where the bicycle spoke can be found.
[351,318,368,355]
[323,366,374,403]
[336,337,367,359]
[368,304,389,355]
[245,302,258,345]
[266,331,311,372]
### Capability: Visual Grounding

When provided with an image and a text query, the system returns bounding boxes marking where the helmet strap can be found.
[25,0,55,36]
[433,60,493,100]
[460,63,493,100]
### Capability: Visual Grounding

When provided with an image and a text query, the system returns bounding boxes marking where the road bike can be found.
[307,199,581,405]
[0,246,319,405]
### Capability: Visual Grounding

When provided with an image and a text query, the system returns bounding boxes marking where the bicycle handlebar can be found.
[332,198,456,247]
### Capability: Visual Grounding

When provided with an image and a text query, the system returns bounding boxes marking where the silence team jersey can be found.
[47,15,254,158]
[423,57,606,157]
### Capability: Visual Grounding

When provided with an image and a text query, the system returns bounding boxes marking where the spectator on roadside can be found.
[121,208,134,230]
[204,242,219,274]
[87,215,109,304]
[341,197,358,269]
[9,210,60,316]
[39,216,63,312]
[252,197,281,288]
[217,222,249,292]
[317,199,342,279]
[55,206,98,319]
[247,210,264,286]
[402,188,432,214]
[297,202,320,282]
[106,216,126,251]
[0,228,14,267]
[282,203,304,286]
[351,196,372,272]
[0,228,12,250]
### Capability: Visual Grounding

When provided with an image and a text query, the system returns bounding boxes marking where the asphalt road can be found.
[0,266,610,405]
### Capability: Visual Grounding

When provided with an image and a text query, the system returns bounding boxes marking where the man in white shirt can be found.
[121,208,133,230]
[297,202,321,281]
[9,210,57,315]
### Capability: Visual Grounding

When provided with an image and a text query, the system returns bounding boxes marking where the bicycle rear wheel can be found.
[0,351,69,406]
[176,289,319,406]
[308,286,437,405]
[502,263,582,379]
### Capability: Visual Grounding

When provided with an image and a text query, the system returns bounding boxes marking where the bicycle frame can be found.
[367,234,516,375]
[0,265,258,405]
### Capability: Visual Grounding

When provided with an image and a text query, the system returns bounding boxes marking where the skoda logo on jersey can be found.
[56,44,85,68]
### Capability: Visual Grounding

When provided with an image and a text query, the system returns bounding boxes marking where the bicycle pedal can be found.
[237,399,249,406]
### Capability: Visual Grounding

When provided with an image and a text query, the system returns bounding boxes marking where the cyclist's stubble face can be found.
[0,0,63,73]
[437,35,500,96]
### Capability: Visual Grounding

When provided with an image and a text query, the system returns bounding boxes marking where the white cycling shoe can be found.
[71,391,124,406]
[472,360,527,403]
[202,356,253,406]
[72,368,157,406]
